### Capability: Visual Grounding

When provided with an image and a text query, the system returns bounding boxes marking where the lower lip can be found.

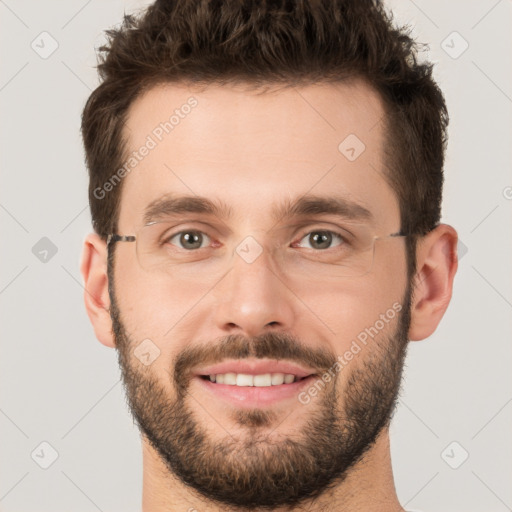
[193,375,317,408]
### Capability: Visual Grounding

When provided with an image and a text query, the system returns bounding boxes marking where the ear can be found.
[408,223,459,341]
[80,233,115,348]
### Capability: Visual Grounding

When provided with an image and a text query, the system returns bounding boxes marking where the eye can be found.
[166,230,212,250]
[294,230,346,250]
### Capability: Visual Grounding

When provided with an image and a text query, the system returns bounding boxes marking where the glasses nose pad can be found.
[268,239,288,273]
[269,239,311,281]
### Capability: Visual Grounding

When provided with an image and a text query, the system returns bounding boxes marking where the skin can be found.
[80,80,458,511]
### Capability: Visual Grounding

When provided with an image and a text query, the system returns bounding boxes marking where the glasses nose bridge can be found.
[230,231,285,275]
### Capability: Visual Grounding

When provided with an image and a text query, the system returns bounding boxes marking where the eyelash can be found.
[163,227,348,251]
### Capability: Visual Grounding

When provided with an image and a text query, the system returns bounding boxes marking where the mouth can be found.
[190,359,320,408]
[198,372,311,386]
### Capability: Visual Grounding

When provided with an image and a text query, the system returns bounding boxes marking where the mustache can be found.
[173,331,337,388]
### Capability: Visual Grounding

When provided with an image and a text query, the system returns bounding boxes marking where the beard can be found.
[108,261,412,510]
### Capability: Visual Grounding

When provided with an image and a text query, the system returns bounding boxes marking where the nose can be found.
[212,241,297,338]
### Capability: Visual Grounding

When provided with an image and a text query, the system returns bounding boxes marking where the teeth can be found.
[236,373,253,386]
[224,373,237,385]
[253,374,272,387]
[283,373,295,384]
[271,373,284,385]
[208,372,300,386]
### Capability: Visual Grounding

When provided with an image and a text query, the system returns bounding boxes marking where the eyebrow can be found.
[143,193,373,226]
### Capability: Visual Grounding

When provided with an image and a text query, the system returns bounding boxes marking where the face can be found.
[109,80,411,508]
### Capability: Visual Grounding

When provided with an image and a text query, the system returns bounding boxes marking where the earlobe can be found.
[80,233,115,348]
[408,224,459,341]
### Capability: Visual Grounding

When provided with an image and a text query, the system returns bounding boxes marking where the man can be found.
[80,1,458,510]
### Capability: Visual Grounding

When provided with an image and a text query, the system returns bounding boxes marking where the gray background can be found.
[1,1,511,511]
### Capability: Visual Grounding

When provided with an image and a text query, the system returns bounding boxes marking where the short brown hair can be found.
[81,0,449,278]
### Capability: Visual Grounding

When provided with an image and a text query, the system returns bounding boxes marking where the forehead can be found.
[117,80,399,232]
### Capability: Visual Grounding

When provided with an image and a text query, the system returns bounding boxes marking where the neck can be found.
[141,427,405,512]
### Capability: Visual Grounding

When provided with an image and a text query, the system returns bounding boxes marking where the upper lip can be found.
[194,359,317,379]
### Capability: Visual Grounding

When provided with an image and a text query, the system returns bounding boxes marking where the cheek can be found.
[299,288,396,344]
[113,258,218,373]
[114,252,203,330]
[293,262,406,353]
